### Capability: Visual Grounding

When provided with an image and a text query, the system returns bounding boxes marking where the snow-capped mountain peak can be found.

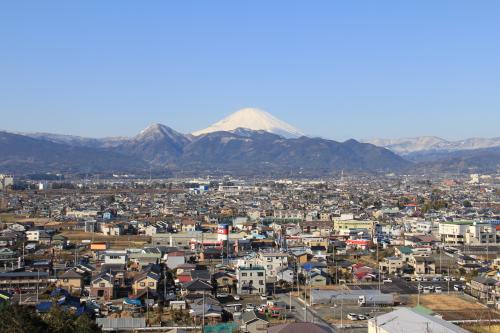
[362,136,500,155]
[192,108,304,138]
[135,123,190,145]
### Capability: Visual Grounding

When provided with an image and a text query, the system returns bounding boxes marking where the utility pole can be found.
[448,265,451,295]
[36,269,39,303]
[163,265,167,301]
[146,287,149,326]
[74,246,78,266]
[340,296,343,329]
[377,238,381,291]
[417,280,421,306]
[202,291,205,331]
[439,246,442,275]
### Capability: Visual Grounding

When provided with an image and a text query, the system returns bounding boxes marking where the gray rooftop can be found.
[369,308,470,333]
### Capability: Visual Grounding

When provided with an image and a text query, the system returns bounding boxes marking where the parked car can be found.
[435,286,442,293]
[256,305,267,313]
[347,313,359,321]
[383,278,392,283]
[233,295,241,301]
[245,304,256,311]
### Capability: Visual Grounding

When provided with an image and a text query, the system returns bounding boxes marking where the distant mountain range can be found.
[0,109,409,176]
[1,109,498,176]
[362,136,500,173]
[362,136,500,155]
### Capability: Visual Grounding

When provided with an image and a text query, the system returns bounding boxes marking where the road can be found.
[276,293,337,332]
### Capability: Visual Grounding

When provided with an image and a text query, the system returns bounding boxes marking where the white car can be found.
[347,313,359,321]
[383,278,392,283]
[245,304,256,311]
[233,295,241,301]
[260,294,267,300]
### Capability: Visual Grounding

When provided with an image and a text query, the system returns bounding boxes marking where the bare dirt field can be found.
[462,324,500,333]
[408,294,500,321]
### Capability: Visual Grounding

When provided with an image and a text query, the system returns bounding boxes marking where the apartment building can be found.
[236,266,266,295]
[257,252,288,281]
[439,221,496,245]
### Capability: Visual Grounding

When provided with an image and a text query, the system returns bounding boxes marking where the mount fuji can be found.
[192,108,304,138]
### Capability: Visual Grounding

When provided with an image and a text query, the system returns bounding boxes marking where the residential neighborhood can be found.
[0,172,498,332]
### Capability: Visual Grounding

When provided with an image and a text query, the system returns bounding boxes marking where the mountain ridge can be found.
[2,108,498,176]
[363,136,500,155]
[0,128,409,176]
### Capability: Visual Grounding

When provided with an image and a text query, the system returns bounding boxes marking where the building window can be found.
[140,282,145,287]
[99,283,105,287]
[259,280,264,285]
[148,282,154,287]
[258,272,264,277]
[242,273,247,277]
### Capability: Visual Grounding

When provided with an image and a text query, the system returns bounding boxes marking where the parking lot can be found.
[348,277,465,295]
[314,301,393,326]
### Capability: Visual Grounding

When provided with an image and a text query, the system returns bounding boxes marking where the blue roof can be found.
[50,288,70,298]
[37,301,53,313]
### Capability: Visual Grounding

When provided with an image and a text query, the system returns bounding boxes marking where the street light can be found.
[329,304,337,322]
[330,294,344,329]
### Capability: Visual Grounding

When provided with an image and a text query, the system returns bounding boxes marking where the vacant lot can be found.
[414,294,484,311]
[408,294,500,321]
[462,324,500,333]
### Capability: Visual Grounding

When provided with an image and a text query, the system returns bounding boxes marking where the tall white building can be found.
[236,265,266,295]
[0,174,13,190]
[439,221,496,245]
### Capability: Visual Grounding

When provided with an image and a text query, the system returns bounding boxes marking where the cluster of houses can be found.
[0,174,498,331]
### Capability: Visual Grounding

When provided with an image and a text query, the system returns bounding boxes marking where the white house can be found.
[103,251,127,265]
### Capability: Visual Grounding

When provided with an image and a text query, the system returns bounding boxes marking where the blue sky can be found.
[1,1,499,140]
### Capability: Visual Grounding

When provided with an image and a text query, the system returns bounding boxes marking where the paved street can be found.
[276,293,337,332]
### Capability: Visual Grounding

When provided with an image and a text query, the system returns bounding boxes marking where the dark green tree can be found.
[41,305,101,333]
[0,303,48,333]
[211,275,218,296]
